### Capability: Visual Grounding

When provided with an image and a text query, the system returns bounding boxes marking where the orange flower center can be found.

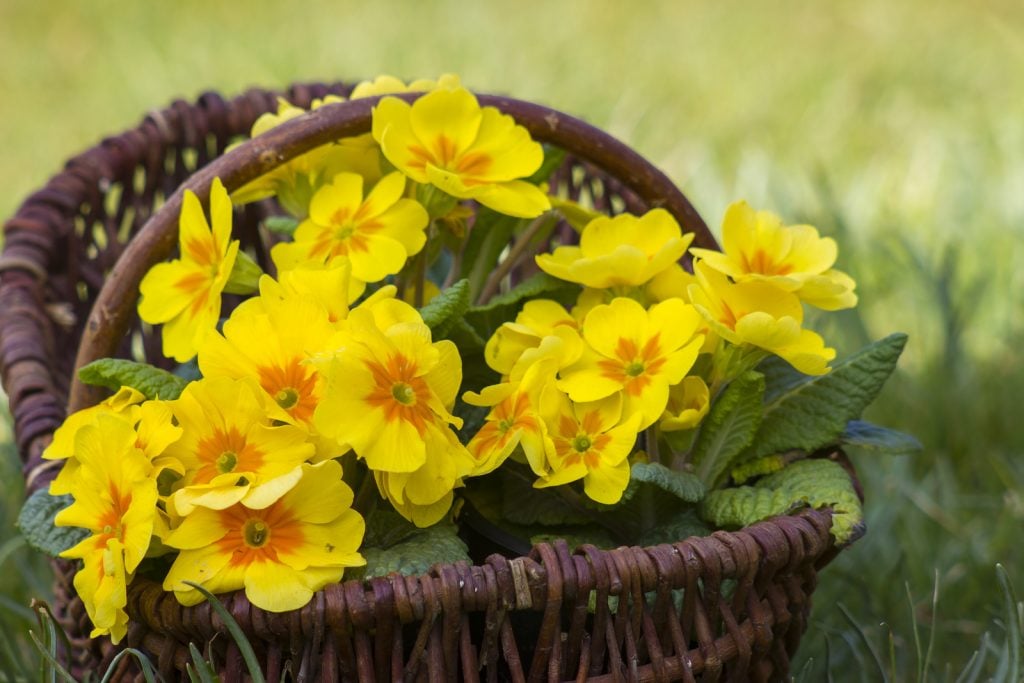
[243,519,270,548]
[365,353,434,437]
[258,357,320,424]
[742,248,793,276]
[195,427,265,484]
[598,334,667,397]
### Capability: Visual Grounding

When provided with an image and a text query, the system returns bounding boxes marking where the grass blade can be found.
[27,630,76,683]
[906,583,923,682]
[182,583,264,683]
[838,602,889,683]
[923,569,940,680]
[99,648,160,683]
[996,564,1020,683]
[187,643,219,683]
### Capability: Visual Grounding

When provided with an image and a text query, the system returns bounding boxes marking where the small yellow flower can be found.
[689,201,857,310]
[162,460,365,612]
[660,376,711,432]
[375,425,475,527]
[231,96,361,218]
[350,73,462,99]
[55,415,158,643]
[558,298,705,430]
[270,172,428,284]
[45,387,145,495]
[688,261,836,375]
[138,178,240,362]
[372,86,550,218]
[263,257,363,325]
[484,299,578,376]
[536,209,694,289]
[535,393,642,505]
[313,300,463,475]
[162,377,315,516]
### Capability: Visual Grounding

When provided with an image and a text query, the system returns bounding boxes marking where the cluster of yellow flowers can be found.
[46,73,857,642]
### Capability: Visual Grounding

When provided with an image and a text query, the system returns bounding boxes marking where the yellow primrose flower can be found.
[162,460,365,612]
[349,73,462,99]
[660,376,711,432]
[161,377,315,516]
[55,415,158,643]
[138,178,240,363]
[372,86,550,218]
[270,172,429,283]
[536,209,694,290]
[535,393,642,505]
[558,297,705,430]
[231,96,364,218]
[313,299,463,474]
[199,282,341,461]
[263,257,364,325]
[45,387,145,495]
[485,299,578,376]
[689,201,857,311]
[375,425,475,527]
[688,261,836,375]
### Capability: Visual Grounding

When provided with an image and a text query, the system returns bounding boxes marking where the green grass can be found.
[2,0,1023,678]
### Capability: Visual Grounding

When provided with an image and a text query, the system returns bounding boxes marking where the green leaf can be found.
[499,470,591,526]
[464,272,578,341]
[742,334,908,462]
[526,145,567,185]
[362,507,419,550]
[459,209,524,300]
[16,490,86,558]
[530,526,616,550]
[78,358,188,400]
[842,420,922,456]
[730,455,786,485]
[690,371,765,488]
[361,522,471,578]
[263,215,299,236]
[419,279,471,337]
[636,508,710,547]
[701,458,864,544]
[628,462,705,503]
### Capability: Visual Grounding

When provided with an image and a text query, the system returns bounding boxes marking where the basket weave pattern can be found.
[0,82,847,681]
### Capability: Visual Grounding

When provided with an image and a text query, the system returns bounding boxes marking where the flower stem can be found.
[476,211,557,305]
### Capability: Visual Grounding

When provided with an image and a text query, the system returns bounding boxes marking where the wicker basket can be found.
[0,82,856,682]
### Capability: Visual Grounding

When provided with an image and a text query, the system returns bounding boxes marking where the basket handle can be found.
[69,93,717,411]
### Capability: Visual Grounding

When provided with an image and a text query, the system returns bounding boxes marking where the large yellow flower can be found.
[372,86,550,218]
[199,279,341,460]
[162,460,365,612]
[55,415,158,643]
[558,297,705,430]
[161,377,314,516]
[138,178,240,362]
[536,393,642,505]
[536,209,694,289]
[688,261,836,375]
[689,201,857,310]
[263,257,363,325]
[270,172,428,284]
[313,300,463,475]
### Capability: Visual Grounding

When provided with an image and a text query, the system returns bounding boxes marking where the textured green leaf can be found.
[730,455,786,485]
[637,508,710,547]
[362,507,419,550]
[419,279,471,337]
[78,358,188,400]
[701,458,864,544]
[361,522,470,578]
[464,272,578,341]
[743,334,908,462]
[842,420,923,456]
[500,471,591,526]
[17,490,87,558]
[691,371,765,488]
[628,462,705,503]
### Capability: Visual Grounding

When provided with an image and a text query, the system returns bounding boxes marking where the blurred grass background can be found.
[2,0,1023,678]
